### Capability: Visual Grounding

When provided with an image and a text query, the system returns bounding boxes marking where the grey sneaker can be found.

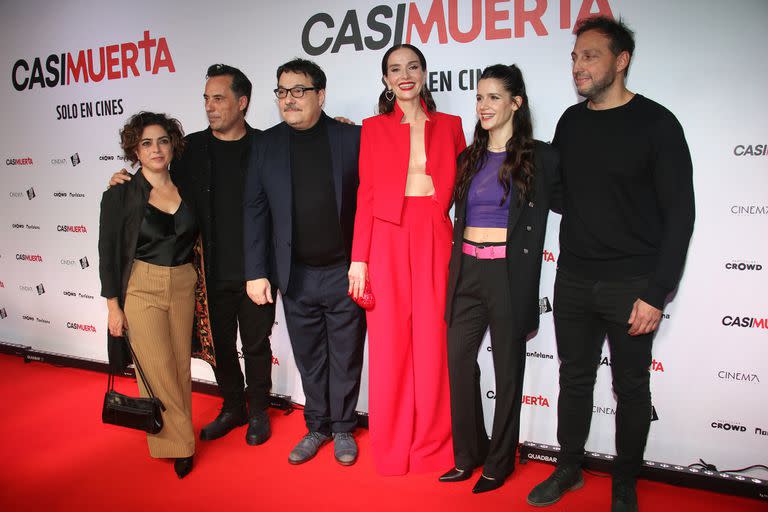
[333,432,358,466]
[288,431,330,465]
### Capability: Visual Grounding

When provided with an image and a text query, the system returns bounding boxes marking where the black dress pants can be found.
[208,280,276,412]
[554,268,654,479]
[447,254,526,480]
[281,263,365,436]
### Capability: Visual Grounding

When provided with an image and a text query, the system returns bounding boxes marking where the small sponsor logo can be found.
[755,427,767,436]
[717,371,760,383]
[600,357,665,372]
[0,308,7,319]
[526,351,554,360]
[57,224,88,233]
[527,453,558,463]
[725,260,762,271]
[539,297,552,315]
[80,256,90,269]
[70,153,80,166]
[51,158,67,165]
[53,191,86,198]
[711,421,747,432]
[36,283,45,295]
[733,144,767,157]
[26,187,36,200]
[730,205,768,215]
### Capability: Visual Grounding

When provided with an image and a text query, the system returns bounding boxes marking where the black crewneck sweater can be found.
[553,94,695,309]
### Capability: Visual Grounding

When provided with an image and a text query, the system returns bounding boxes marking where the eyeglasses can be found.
[274,86,318,99]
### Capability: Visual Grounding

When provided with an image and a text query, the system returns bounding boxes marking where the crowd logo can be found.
[301,0,615,55]
[733,144,767,157]
[539,297,552,315]
[6,157,33,166]
[711,420,747,433]
[721,315,768,329]
[11,30,175,91]
[731,205,767,215]
[71,153,81,166]
[717,371,760,383]
[725,260,762,271]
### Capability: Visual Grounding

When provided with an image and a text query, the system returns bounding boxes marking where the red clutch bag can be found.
[349,281,375,310]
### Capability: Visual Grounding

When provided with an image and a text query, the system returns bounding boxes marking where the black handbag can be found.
[102,333,166,434]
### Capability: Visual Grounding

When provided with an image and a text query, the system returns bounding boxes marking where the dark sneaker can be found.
[288,431,330,465]
[199,407,247,441]
[245,410,272,446]
[612,478,638,512]
[527,464,584,507]
[333,432,358,466]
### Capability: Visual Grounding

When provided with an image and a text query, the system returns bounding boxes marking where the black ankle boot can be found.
[174,455,193,479]
[199,406,247,441]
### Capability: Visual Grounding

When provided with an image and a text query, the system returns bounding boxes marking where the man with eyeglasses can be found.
[244,58,365,466]
[109,64,277,448]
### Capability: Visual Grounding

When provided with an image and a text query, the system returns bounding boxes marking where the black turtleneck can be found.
[289,114,345,267]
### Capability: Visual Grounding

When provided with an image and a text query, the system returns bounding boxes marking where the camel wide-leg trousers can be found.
[367,196,454,475]
[123,259,197,458]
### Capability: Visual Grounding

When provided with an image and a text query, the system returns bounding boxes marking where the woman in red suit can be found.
[349,44,466,475]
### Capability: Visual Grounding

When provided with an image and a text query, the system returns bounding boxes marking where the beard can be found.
[576,69,617,102]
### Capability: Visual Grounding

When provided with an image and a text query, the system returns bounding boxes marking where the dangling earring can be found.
[384,89,395,102]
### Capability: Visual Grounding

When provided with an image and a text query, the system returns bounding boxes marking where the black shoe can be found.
[439,467,474,482]
[199,407,247,441]
[611,478,638,512]
[527,465,584,506]
[245,410,271,446]
[472,474,504,494]
[174,455,193,479]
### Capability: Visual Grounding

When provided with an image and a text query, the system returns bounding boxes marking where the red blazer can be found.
[352,101,466,261]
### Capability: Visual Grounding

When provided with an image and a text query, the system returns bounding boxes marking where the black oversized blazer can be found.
[445,140,562,339]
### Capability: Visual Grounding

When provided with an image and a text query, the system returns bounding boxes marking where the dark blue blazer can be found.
[243,113,361,292]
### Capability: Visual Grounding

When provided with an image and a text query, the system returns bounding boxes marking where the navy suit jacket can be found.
[243,113,361,293]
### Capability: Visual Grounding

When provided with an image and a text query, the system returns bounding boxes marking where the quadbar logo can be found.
[721,315,768,329]
[301,0,614,55]
[539,297,552,315]
[718,371,760,383]
[11,31,175,91]
[733,144,767,157]
[711,420,746,432]
[71,153,80,166]
[16,253,43,262]
[26,187,36,200]
[731,205,768,215]
[725,260,762,271]
[6,157,33,165]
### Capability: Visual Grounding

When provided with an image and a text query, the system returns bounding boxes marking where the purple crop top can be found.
[466,151,509,228]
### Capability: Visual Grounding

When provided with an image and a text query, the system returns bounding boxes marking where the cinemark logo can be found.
[301,0,614,55]
[522,394,550,407]
[6,158,33,165]
[16,254,43,262]
[57,224,87,233]
[733,144,766,157]
[12,30,175,91]
[66,322,96,333]
[722,316,768,329]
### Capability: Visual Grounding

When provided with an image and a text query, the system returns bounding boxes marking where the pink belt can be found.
[462,242,507,260]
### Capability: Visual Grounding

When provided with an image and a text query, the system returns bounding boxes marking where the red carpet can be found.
[0,353,764,512]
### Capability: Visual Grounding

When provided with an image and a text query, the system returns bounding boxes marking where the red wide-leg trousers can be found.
[367,196,454,475]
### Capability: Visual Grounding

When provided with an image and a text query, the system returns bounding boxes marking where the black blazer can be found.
[445,140,562,339]
[171,124,259,281]
[243,113,361,293]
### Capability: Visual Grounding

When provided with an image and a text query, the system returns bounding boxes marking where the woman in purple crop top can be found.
[439,65,562,493]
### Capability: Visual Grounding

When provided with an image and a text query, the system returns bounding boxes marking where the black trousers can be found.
[207,280,276,412]
[281,263,365,436]
[554,268,654,479]
[447,254,526,480]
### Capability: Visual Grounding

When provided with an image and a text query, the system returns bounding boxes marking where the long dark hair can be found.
[455,64,535,206]
[377,44,437,115]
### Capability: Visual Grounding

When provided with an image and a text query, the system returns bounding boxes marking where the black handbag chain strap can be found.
[107,332,166,411]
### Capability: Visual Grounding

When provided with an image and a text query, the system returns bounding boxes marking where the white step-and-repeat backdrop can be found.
[1,0,766,471]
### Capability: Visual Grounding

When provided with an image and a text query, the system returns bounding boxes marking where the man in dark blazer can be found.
[244,58,365,466]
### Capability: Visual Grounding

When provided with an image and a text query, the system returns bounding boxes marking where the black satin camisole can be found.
[135,200,197,266]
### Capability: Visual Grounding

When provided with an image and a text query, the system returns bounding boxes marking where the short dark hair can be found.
[576,16,635,73]
[206,63,253,115]
[276,58,327,90]
[378,43,436,115]
[120,111,185,165]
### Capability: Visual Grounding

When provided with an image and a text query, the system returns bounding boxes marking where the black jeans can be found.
[554,268,654,479]
[282,263,365,436]
[208,280,276,412]
[447,254,526,480]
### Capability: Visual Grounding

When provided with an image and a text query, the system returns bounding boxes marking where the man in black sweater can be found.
[244,59,365,466]
[111,65,277,447]
[527,17,695,512]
